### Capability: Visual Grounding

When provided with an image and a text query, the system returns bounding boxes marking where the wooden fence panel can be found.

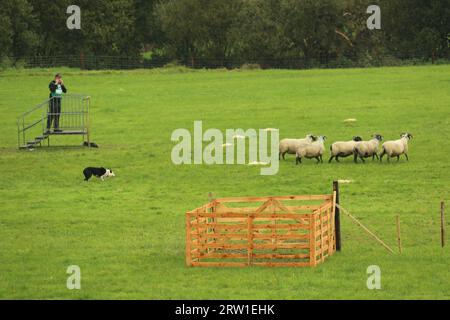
[186,194,336,267]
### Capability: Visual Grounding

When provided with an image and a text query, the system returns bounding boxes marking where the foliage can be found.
[0,0,448,67]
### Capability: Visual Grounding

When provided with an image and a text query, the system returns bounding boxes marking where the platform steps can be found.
[22,133,49,149]
[20,130,88,149]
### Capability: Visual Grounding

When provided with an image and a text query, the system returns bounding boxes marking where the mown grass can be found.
[0,65,449,299]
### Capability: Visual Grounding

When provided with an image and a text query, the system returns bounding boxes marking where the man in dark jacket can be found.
[47,73,67,133]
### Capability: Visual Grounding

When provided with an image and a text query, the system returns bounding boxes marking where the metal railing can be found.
[17,94,91,149]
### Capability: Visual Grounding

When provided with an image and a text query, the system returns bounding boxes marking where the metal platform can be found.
[18,94,91,149]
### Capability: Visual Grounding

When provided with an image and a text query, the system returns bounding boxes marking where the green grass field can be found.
[0,65,449,299]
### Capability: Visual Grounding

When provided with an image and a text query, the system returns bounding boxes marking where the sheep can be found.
[328,136,363,163]
[279,134,317,160]
[295,136,327,165]
[353,134,383,163]
[379,133,413,162]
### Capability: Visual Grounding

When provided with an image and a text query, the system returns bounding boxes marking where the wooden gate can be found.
[186,193,336,267]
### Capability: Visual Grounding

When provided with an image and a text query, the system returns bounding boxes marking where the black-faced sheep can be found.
[279,134,317,160]
[329,136,363,163]
[379,133,413,162]
[295,136,327,165]
[353,134,383,163]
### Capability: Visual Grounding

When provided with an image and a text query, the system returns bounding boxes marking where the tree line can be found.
[1,0,448,69]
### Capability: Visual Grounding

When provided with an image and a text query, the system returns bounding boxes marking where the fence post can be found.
[333,181,342,251]
[309,212,317,266]
[396,215,402,254]
[247,214,254,266]
[441,201,445,248]
[207,192,215,253]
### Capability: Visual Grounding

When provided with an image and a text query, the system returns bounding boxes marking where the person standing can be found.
[47,73,67,133]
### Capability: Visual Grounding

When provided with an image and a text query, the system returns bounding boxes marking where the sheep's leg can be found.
[315,157,320,164]
[405,154,409,161]
[328,156,335,163]
[282,152,287,160]
[373,153,379,160]
[379,150,385,162]
[387,155,390,162]
[353,153,358,163]
[360,156,365,163]
[336,155,340,162]
[296,156,302,165]
[397,155,400,162]
[320,155,323,163]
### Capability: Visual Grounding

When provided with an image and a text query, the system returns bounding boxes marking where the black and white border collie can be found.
[83,167,115,181]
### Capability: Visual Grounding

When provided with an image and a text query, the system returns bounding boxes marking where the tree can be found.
[382,0,450,59]
[0,10,13,59]
[280,0,343,65]
[155,0,240,67]
[229,0,285,64]
[0,0,39,60]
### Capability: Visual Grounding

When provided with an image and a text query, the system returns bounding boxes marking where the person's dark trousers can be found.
[47,97,62,131]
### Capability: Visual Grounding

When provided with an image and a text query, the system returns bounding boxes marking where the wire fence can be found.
[4,54,450,71]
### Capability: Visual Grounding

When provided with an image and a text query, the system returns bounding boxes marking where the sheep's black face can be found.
[353,136,362,142]
[374,134,383,141]
[402,132,413,140]
[402,133,413,140]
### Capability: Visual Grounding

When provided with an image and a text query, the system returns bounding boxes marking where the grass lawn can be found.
[0,65,449,299]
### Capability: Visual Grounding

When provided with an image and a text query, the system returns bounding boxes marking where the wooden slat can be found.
[252,233,309,240]
[328,197,334,256]
[186,214,192,266]
[252,243,310,249]
[251,262,311,267]
[286,205,322,211]
[320,208,324,263]
[191,223,247,230]
[199,253,248,259]
[193,212,312,220]
[252,223,310,230]
[271,199,295,214]
[192,243,248,250]
[252,253,310,260]
[198,233,248,240]
[215,194,333,203]
[192,212,248,218]
[309,213,317,266]
[191,262,249,267]
[247,215,253,266]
